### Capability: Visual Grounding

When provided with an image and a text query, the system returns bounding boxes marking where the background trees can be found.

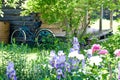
[21,0,120,36]
[1,0,120,37]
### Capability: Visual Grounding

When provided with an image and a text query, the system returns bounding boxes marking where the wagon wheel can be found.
[11,29,26,44]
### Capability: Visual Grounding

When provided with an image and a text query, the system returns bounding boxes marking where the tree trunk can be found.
[110,10,113,29]
[99,5,103,32]
[80,10,90,38]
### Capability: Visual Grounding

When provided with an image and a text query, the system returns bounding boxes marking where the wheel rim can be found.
[37,29,55,45]
[11,30,26,44]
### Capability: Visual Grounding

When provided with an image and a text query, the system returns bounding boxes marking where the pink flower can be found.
[99,49,108,55]
[91,44,101,53]
[114,49,120,57]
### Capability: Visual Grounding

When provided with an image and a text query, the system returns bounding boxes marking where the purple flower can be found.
[65,62,71,72]
[70,48,75,53]
[49,50,57,67]
[72,37,80,51]
[56,69,65,80]
[72,37,79,45]
[68,58,80,70]
[58,50,66,64]
[6,62,17,80]
[82,59,86,69]
[73,44,80,51]
[54,56,66,68]
[49,50,66,69]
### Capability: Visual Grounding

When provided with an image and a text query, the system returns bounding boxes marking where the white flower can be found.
[84,49,92,55]
[68,51,79,58]
[68,51,84,60]
[89,56,102,66]
[50,50,56,57]
[57,69,63,75]
[76,54,84,60]
[58,50,65,56]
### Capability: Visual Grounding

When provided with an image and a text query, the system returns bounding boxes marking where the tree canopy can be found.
[20,0,120,22]
[1,0,120,36]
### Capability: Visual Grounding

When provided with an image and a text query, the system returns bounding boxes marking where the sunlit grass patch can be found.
[26,53,37,62]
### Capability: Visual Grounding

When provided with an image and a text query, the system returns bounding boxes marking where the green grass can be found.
[0,43,51,79]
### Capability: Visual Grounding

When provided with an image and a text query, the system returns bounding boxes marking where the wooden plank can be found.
[0,15,34,21]
[2,9,21,15]
[10,21,34,26]
[0,16,22,21]
[98,38,108,42]
[54,32,66,37]
[89,29,113,40]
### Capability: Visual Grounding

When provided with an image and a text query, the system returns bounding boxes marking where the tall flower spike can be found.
[72,37,80,52]
[49,50,57,67]
[6,62,17,80]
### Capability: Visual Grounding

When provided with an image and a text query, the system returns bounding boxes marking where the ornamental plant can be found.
[48,37,120,79]
[48,37,84,79]
[1,38,120,79]
[49,50,85,80]
[6,62,17,80]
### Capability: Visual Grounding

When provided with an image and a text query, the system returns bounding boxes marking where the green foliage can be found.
[38,37,71,53]
[21,0,120,23]
[0,43,50,79]
[0,37,120,79]
[19,0,120,39]
[117,25,120,32]
[4,0,19,8]
[0,0,19,17]
[100,33,120,56]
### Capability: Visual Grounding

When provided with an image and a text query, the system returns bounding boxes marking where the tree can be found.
[1,0,120,38]
[20,0,120,37]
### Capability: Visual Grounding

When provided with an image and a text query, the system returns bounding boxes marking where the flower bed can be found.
[0,36,120,80]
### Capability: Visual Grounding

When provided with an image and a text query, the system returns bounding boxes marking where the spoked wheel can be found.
[11,29,26,44]
[36,29,55,45]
